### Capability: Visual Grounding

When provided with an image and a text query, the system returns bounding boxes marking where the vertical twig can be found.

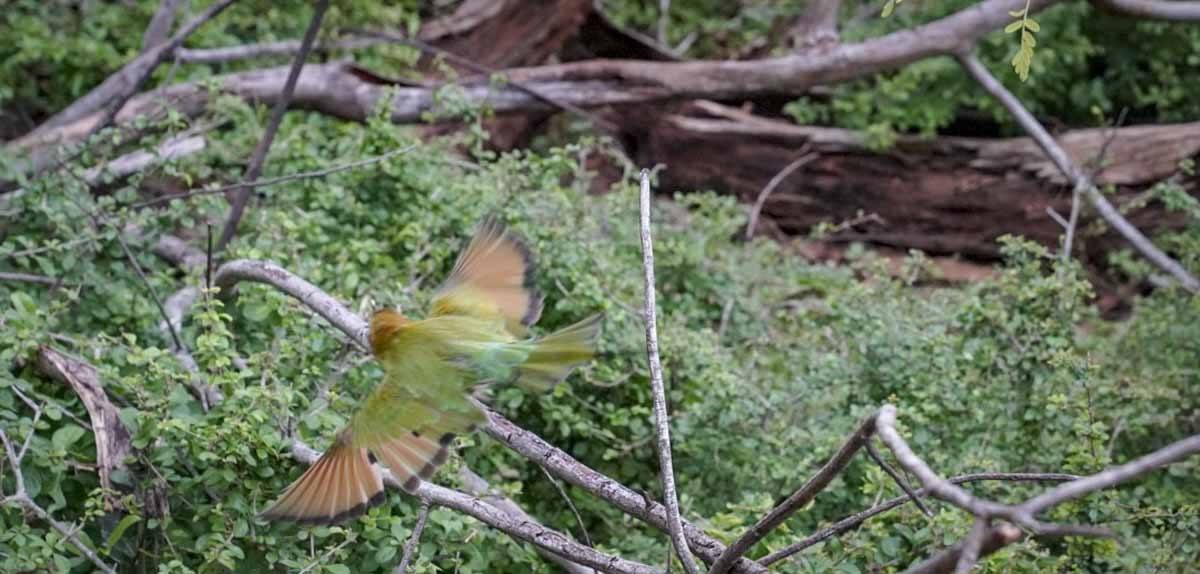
[956,52,1200,293]
[216,0,332,250]
[394,499,432,574]
[866,440,933,517]
[637,169,701,574]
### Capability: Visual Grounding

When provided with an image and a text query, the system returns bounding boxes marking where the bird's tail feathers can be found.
[258,439,384,525]
[516,313,603,392]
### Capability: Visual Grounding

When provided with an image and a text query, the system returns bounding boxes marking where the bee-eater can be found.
[260,218,602,524]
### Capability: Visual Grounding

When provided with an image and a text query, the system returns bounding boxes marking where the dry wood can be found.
[635,100,1200,260]
[35,347,133,506]
[12,0,1056,155]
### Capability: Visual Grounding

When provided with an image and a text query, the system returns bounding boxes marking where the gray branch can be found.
[637,169,701,574]
[1092,0,1200,20]
[24,0,236,142]
[956,52,1200,293]
[290,441,661,574]
[13,0,1059,153]
[709,413,876,574]
[217,0,331,251]
[0,410,118,574]
[143,0,186,52]
[759,472,1080,567]
[876,405,1199,573]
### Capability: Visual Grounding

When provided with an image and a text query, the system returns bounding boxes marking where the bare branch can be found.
[866,439,932,517]
[20,0,1059,152]
[217,0,331,251]
[351,29,619,133]
[956,52,1200,293]
[709,413,876,574]
[34,347,133,506]
[876,406,1008,516]
[0,271,70,286]
[23,0,236,145]
[1092,0,1200,20]
[484,410,769,573]
[131,143,419,211]
[458,467,595,574]
[143,0,186,52]
[745,149,816,240]
[1020,433,1200,514]
[393,499,431,574]
[289,441,662,574]
[953,517,989,574]
[637,169,701,574]
[212,259,369,349]
[759,473,1080,567]
[177,36,387,64]
[904,523,1023,574]
[1,422,119,574]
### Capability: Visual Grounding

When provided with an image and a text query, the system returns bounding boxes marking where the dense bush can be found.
[2,89,1198,571]
[2,1,1199,573]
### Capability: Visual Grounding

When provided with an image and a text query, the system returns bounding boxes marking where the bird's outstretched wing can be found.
[259,346,486,525]
[429,217,543,335]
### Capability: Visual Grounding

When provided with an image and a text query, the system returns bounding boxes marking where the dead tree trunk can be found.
[631,101,1200,262]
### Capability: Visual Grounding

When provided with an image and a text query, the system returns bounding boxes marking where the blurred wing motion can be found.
[431,216,543,334]
[259,218,601,525]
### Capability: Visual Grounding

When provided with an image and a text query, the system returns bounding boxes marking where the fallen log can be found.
[633,101,1200,260]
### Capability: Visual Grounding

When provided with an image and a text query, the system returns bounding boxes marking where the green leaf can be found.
[882,0,897,18]
[51,424,86,451]
[1024,18,1041,32]
[1005,20,1024,34]
[104,515,141,552]
[326,565,351,574]
[243,303,270,322]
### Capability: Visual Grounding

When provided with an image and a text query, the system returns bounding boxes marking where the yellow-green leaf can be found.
[1005,20,1024,34]
[882,0,897,18]
[1025,18,1041,32]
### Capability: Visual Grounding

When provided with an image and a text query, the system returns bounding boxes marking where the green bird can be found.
[260,218,602,524]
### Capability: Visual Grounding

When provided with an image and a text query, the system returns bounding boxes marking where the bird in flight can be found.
[260,217,602,525]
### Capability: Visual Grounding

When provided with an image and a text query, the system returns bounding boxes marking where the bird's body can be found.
[260,218,601,525]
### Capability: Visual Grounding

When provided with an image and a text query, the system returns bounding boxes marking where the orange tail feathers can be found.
[259,438,384,525]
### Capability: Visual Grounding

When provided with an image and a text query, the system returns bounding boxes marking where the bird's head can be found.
[368,308,407,356]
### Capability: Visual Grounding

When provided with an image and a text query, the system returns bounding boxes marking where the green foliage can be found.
[3,92,1199,571]
[2,2,1199,573]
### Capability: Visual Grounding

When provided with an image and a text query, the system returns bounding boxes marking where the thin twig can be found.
[539,465,595,550]
[866,439,932,517]
[131,144,418,210]
[217,0,331,251]
[759,472,1080,567]
[637,169,701,574]
[0,429,119,574]
[0,271,71,286]
[709,413,876,574]
[745,149,816,240]
[394,499,432,574]
[116,234,184,351]
[956,52,1200,293]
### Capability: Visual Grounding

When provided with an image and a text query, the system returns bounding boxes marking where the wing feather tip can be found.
[258,489,387,526]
